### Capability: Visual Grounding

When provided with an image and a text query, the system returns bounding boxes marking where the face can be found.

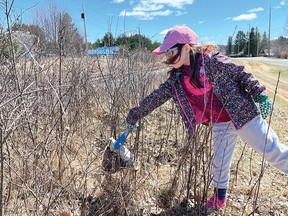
[165,44,191,69]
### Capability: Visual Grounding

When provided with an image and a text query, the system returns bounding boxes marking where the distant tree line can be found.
[89,32,161,52]
[92,27,287,58]
[226,26,288,58]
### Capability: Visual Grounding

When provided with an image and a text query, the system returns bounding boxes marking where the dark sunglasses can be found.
[165,44,184,58]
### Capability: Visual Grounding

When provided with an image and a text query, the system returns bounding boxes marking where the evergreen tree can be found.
[91,39,103,49]
[234,31,246,56]
[259,32,269,55]
[226,36,233,55]
[249,27,258,57]
[114,33,159,51]
[103,32,115,47]
[59,12,84,54]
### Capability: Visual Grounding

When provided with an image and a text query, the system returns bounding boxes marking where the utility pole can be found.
[231,25,238,55]
[256,28,258,57]
[138,27,141,48]
[268,5,271,57]
[81,0,88,54]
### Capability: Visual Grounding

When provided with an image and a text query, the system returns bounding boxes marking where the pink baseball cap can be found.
[152,26,198,55]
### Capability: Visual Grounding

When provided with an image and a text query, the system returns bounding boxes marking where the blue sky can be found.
[3,0,288,45]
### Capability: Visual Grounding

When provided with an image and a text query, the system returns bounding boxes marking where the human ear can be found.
[183,44,191,54]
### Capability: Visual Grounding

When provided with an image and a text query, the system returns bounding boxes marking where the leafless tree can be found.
[34,4,84,55]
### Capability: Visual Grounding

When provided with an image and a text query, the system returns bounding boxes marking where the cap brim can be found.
[152,43,175,55]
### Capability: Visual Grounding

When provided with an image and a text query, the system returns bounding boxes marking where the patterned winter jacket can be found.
[126,52,267,135]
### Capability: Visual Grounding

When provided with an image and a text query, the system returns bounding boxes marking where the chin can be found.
[172,64,184,69]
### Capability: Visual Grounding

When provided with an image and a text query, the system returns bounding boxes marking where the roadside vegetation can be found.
[1,1,288,215]
[1,42,288,216]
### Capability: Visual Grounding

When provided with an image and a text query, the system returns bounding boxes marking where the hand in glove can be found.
[258,96,273,119]
[125,122,138,132]
[113,121,138,150]
[110,129,134,162]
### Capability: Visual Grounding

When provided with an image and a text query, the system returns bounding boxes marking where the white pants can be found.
[212,115,288,189]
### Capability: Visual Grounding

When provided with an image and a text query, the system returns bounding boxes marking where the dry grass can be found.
[90,59,288,215]
[1,54,288,216]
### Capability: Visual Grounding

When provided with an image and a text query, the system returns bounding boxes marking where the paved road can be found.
[233,57,288,68]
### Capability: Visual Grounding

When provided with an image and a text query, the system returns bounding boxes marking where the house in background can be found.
[88,46,119,58]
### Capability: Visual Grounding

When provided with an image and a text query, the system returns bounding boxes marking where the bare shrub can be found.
[1,2,287,215]
[280,51,288,59]
[1,43,287,215]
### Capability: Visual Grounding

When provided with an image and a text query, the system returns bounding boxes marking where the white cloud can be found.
[120,9,172,20]
[274,0,286,8]
[247,7,263,13]
[119,0,194,20]
[112,0,125,3]
[224,17,231,20]
[175,10,187,16]
[134,3,164,11]
[198,20,204,24]
[159,29,170,35]
[233,13,256,21]
[150,0,194,9]
[134,0,194,9]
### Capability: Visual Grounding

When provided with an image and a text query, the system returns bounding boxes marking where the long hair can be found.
[166,44,218,88]
[189,44,218,87]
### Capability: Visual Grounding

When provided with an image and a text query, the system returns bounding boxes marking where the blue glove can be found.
[113,129,130,150]
[258,97,273,119]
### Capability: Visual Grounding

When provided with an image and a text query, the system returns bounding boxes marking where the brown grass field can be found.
[1,55,288,216]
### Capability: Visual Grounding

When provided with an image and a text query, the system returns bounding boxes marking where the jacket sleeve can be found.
[126,79,173,126]
[210,53,268,102]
